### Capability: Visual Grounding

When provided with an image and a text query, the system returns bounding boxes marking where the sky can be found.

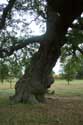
[0,0,61,74]
[53,59,62,74]
[0,0,7,4]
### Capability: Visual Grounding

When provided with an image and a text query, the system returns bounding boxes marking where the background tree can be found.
[60,17,83,83]
[76,55,83,79]
[61,57,80,85]
[0,59,9,83]
[0,0,83,103]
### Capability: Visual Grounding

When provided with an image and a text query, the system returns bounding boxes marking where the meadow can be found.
[50,79,83,96]
[0,80,83,125]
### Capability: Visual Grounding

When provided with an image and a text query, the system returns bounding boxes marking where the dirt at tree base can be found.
[0,95,83,125]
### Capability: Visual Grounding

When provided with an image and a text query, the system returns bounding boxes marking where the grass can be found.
[0,80,83,125]
[50,79,83,97]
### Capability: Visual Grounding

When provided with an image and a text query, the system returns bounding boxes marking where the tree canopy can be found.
[0,0,83,58]
[0,0,83,83]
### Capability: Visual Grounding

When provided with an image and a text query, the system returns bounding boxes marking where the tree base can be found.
[10,93,46,104]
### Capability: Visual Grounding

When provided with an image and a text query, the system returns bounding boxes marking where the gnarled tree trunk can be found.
[11,41,61,103]
[11,0,83,103]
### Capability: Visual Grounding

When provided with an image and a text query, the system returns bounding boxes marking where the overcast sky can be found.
[0,0,7,4]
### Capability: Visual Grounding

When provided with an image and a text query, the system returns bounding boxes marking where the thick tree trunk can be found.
[11,41,61,103]
[11,8,67,104]
[11,0,81,103]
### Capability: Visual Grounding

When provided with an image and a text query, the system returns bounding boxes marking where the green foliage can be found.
[76,55,83,79]
[0,57,24,82]
[0,33,39,82]
[61,18,83,82]
[61,54,83,83]
[61,17,83,62]
[0,0,42,83]
[62,58,78,84]
[0,61,9,83]
[0,0,83,83]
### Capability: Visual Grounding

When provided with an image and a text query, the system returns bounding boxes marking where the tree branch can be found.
[0,34,46,58]
[0,0,16,30]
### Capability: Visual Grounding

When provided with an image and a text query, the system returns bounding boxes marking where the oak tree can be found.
[0,0,83,103]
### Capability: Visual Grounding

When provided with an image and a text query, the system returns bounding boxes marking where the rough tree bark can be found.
[11,0,83,103]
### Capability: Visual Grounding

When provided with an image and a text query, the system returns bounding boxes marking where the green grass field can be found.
[50,79,83,97]
[0,80,83,125]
